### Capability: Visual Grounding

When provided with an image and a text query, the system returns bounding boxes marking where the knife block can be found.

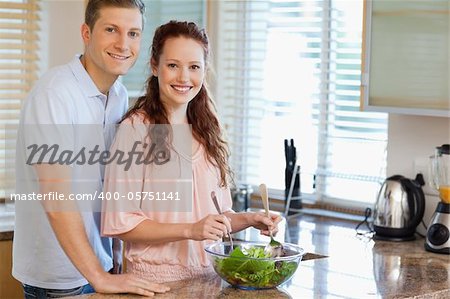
[285,165,301,211]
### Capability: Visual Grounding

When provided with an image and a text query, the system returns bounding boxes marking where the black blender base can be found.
[425,243,450,254]
[373,234,416,242]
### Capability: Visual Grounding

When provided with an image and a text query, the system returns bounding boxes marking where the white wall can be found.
[387,114,450,233]
[42,0,85,70]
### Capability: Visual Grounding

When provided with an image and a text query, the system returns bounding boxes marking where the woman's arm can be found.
[115,219,191,244]
[115,214,231,244]
[224,211,281,235]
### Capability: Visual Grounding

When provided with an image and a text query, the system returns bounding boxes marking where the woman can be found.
[102,21,280,283]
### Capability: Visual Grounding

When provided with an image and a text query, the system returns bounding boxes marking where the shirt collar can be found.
[69,54,120,99]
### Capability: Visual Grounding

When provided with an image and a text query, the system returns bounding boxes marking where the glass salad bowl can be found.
[204,240,304,290]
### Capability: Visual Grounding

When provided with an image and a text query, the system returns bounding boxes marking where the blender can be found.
[426,144,450,254]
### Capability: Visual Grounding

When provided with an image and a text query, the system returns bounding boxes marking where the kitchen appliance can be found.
[425,144,450,254]
[373,174,425,241]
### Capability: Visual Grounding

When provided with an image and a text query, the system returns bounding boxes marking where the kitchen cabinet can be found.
[361,0,450,117]
[0,239,22,299]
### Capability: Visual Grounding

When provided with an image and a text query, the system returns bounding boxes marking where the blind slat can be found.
[0,53,38,60]
[0,43,39,50]
[0,93,28,100]
[0,73,38,80]
[0,32,39,40]
[0,1,39,10]
[0,22,39,30]
[0,12,40,20]
[0,83,32,90]
[0,63,38,70]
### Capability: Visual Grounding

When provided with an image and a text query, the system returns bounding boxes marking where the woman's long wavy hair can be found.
[122,20,232,187]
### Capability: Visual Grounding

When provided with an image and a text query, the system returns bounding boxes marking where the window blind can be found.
[311,0,388,206]
[122,0,205,96]
[217,0,388,208]
[216,0,269,185]
[0,0,40,199]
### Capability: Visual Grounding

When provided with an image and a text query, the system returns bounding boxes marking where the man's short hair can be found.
[85,0,145,30]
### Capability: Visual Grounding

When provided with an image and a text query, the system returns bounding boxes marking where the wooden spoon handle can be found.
[259,183,270,217]
[260,183,276,239]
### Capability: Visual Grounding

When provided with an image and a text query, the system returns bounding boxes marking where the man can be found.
[12,0,169,297]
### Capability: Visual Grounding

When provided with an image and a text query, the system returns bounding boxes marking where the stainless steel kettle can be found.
[373,174,426,241]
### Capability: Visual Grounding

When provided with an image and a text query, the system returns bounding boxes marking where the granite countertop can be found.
[66,214,450,299]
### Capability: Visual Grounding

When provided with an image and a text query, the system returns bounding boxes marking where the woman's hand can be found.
[249,212,282,236]
[190,214,232,241]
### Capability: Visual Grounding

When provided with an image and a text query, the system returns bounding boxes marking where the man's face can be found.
[81,7,142,86]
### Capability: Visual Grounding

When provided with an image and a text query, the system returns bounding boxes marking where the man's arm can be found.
[35,164,169,296]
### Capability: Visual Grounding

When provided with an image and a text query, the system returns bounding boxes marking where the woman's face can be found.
[152,36,206,110]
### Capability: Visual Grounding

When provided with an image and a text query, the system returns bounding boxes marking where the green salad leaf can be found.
[215,246,298,288]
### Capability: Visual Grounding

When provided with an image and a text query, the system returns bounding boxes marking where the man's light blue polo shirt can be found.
[13,56,128,289]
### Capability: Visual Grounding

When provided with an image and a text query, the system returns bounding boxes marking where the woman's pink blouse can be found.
[101,115,233,282]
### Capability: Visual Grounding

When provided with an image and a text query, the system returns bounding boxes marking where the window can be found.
[0,0,41,198]
[122,0,205,96]
[215,0,388,209]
